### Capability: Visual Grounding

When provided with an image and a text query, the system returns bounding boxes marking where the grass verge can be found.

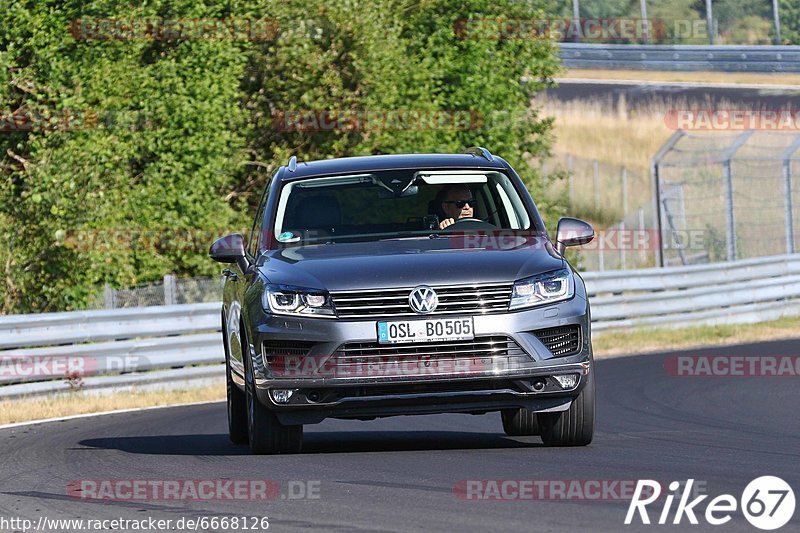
[0,383,225,426]
[560,69,800,86]
[593,315,800,358]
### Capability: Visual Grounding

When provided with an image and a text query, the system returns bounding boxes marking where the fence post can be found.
[104,284,115,309]
[652,162,665,267]
[784,159,796,254]
[164,275,177,306]
[572,0,582,42]
[640,0,649,44]
[773,0,782,45]
[593,159,600,212]
[620,168,628,269]
[705,0,714,45]
[651,130,687,268]
[722,161,736,261]
[638,207,647,266]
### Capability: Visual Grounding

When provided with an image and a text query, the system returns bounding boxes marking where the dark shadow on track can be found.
[78,434,251,456]
[79,431,542,455]
[301,431,542,454]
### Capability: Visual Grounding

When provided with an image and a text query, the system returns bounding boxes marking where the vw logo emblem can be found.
[408,286,438,314]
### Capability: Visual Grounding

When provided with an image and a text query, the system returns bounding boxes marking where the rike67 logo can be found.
[626,477,795,530]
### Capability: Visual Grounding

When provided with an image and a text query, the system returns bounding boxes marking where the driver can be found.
[437,184,476,229]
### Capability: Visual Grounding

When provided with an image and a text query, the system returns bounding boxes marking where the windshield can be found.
[272,170,532,245]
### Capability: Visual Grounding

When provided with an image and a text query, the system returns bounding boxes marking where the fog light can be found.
[271,389,296,403]
[554,374,579,390]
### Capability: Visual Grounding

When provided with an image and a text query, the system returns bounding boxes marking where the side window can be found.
[247,179,271,257]
[495,183,519,228]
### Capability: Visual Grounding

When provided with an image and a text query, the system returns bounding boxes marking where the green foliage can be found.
[645,0,704,44]
[1,0,561,313]
[1,0,250,312]
[707,0,776,44]
[780,0,800,44]
[720,14,774,44]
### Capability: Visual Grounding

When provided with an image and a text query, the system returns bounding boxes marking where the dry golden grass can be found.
[0,383,225,426]
[560,69,800,86]
[593,315,800,358]
[537,97,675,227]
[542,97,675,173]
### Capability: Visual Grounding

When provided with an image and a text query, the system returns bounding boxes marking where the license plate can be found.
[377,317,474,344]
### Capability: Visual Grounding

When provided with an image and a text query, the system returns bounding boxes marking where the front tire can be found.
[501,408,541,436]
[223,311,247,445]
[538,370,595,447]
[227,363,248,444]
[243,329,303,455]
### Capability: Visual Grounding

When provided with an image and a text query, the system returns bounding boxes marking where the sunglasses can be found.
[443,198,476,209]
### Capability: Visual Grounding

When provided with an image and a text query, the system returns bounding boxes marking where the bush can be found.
[0,0,561,313]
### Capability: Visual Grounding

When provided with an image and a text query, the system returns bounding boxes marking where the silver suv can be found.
[211,148,596,454]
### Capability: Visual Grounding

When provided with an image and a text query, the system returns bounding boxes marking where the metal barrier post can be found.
[164,275,177,305]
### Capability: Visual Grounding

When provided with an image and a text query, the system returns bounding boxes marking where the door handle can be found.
[222,268,239,281]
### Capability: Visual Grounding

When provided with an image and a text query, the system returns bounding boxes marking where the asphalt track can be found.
[548,80,800,109]
[1,339,799,532]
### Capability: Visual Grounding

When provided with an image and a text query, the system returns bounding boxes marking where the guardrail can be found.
[558,44,800,72]
[583,254,800,331]
[2,254,800,398]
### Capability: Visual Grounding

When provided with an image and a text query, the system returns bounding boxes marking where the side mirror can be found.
[209,233,249,271]
[555,217,594,256]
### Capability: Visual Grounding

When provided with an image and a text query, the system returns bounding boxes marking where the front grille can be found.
[262,340,315,358]
[328,336,531,377]
[534,326,581,356]
[330,283,514,318]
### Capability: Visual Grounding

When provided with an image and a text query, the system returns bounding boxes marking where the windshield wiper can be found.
[377,231,444,241]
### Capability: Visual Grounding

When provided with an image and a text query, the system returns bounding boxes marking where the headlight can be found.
[509,268,574,310]
[262,285,335,317]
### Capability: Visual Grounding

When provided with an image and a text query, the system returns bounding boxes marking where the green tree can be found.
[1,0,562,313]
[780,0,800,43]
[0,0,249,312]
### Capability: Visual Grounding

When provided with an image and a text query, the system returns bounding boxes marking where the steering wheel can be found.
[450,217,495,230]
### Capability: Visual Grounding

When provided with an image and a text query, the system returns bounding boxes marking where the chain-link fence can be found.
[89,275,224,309]
[89,133,796,308]
[540,154,658,271]
[654,130,800,266]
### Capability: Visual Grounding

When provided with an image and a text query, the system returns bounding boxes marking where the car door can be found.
[224,179,271,381]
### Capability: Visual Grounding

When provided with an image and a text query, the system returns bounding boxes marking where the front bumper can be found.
[247,293,592,424]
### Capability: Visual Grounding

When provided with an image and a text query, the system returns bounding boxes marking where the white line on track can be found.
[0,400,224,431]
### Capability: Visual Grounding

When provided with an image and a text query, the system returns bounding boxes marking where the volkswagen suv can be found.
[210,148,596,454]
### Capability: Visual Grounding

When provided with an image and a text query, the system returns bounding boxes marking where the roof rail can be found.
[287,155,298,172]
[464,146,494,162]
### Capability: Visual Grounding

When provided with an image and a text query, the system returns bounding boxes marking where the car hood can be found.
[259,235,564,291]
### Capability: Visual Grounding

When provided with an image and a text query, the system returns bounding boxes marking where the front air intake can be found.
[534,326,581,356]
